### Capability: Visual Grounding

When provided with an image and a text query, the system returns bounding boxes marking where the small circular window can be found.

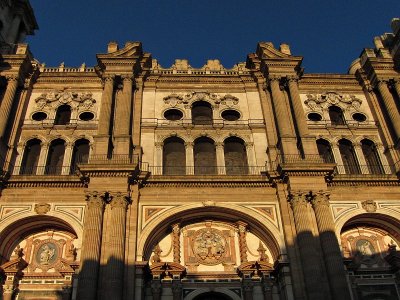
[164,109,183,121]
[352,113,366,122]
[308,112,322,121]
[221,110,241,121]
[32,111,47,121]
[79,112,95,121]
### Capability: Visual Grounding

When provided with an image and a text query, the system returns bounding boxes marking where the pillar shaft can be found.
[113,76,133,155]
[269,77,297,155]
[287,77,318,155]
[77,192,105,300]
[215,142,226,174]
[377,80,400,140]
[311,192,351,300]
[289,192,325,300]
[97,76,115,136]
[0,76,19,138]
[394,81,400,102]
[103,193,128,300]
[185,142,194,175]
[172,224,181,263]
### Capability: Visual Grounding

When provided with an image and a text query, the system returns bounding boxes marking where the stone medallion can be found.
[36,242,58,266]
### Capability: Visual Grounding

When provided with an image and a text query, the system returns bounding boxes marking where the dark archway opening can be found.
[224,137,248,175]
[70,139,90,173]
[192,101,213,125]
[45,139,66,174]
[20,139,41,175]
[163,137,186,175]
[329,106,345,125]
[338,139,360,174]
[193,292,232,300]
[54,105,71,125]
[316,139,335,163]
[194,137,216,174]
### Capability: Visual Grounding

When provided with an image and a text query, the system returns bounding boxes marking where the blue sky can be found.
[28,1,399,73]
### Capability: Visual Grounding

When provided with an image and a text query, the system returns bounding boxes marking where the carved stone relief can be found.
[304,92,362,111]
[35,90,96,110]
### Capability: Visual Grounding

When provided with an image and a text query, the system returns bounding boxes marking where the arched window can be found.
[192,101,213,125]
[20,139,41,175]
[361,139,384,174]
[45,139,66,174]
[329,106,345,125]
[316,139,335,163]
[163,137,186,175]
[70,139,90,173]
[54,105,71,125]
[224,137,248,175]
[338,139,360,174]
[194,137,216,174]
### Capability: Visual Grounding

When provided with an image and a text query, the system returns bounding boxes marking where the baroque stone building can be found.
[1,3,400,300]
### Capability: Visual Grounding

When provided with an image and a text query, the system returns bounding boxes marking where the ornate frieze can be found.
[304,92,362,111]
[34,90,96,110]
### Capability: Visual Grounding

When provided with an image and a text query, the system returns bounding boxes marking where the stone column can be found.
[114,76,133,155]
[376,143,391,174]
[237,221,248,263]
[185,142,194,175]
[172,223,181,263]
[0,76,19,138]
[353,144,368,174]
[289,191,325,300]
[154,142,163,175]
[76,192,105,300]
[13,143,25,175]
[94,76,114,156]
[103,192,129,300]
[331,143,345,174]
[36,143,49,175]
[242,280,254,300]
[61,142,74,175]
[245,142,256,174]
[287,76,318,155]
[215,142,226,175]
[376,79,400,141]
[394,80,400,102]
[2,284,14,300]
[269,76,297,155]
[310,191,351,300]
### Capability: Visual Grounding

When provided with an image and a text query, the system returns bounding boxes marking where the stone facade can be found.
[1,4,400,299]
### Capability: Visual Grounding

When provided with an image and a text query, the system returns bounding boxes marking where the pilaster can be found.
[0,76,19,139]
[310,191,351,300]
[184,142,194,175]
[215,142,226,175]
[289,191,325,300]
[76,191,106,300]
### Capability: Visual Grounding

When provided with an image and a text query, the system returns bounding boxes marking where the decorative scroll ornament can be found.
[304,92,362,111]
[35,90,96,109]
[163,93,184,107]
[219,94,239,107]
[191,228,227,265]
[361,200,377,212]
[163,91,239,110]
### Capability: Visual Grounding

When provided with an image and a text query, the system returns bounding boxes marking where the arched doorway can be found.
[193,291,232,300]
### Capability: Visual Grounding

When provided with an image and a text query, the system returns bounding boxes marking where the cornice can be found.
[6,175,85,188]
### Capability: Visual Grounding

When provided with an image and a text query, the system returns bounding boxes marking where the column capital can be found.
[287,75,299,82]
[215,141,224,148]
[109,192,130,209]
[269,74,281,82]
[310,191,330,208]
[236,221,248,232]
[172,223,180,233]
[155,141,163,149]
[184,141,194,148]
[244,142,254,148]
[5,74,19,82]
[376,78,391,85]
[288,191,309,208]
[85,191,105,209]
[121,75,134,83]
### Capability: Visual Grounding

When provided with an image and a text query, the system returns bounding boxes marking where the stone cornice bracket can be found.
[84,190,106,209]
[287,75,299,82]
[309,190,330,208]
[288,190,309,208]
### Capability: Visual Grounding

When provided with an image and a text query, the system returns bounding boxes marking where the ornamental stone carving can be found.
[304,92,362,111]
[361,200,377,212]
[163,92,239,109]
[191,228,227,265]
[288,191,308,209]
[34,203,51,215]
[34,90,96,110]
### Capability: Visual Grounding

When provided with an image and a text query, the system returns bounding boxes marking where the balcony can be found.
[141,118,265,129]
[140,164,267,176]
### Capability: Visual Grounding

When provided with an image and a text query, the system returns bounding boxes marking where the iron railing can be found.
[140,165,266,176]
[334,164,393,175]
[13,165,79,176]
[82,154,139,165]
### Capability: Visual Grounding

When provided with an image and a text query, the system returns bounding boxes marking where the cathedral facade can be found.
[1,2,400,300]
